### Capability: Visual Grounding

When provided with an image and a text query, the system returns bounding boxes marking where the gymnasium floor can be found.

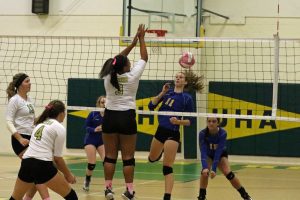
[1,153,300,200]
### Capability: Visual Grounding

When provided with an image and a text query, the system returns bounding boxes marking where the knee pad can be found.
[103,157,117,166]
[226,171,235,180]
[87,163,96,171]
[123,158,135,166]
[163,166,173,176]
[64,189,78,200]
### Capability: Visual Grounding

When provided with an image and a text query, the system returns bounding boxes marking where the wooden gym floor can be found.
[1,153,300,200]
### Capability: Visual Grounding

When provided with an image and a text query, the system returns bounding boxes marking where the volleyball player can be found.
[148,70,204,200]
[82,96,106,191]
[198,117,253,200]
[9,100,77,200]
[99,24,147,200]
[6,73,50,199]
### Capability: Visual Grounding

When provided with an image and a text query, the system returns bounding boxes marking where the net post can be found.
[272,34,280,117]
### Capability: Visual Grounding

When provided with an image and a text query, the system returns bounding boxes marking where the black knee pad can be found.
[87,163,96,171]
[103,157,117,166]
[64,189,78,200]
[123,158,135,166]
[226,171,235,180]
[163,166,173,176]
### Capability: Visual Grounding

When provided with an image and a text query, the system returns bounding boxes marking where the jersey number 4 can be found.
[34,126,45,140]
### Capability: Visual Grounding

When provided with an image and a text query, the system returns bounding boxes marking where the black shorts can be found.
[154,126,180,143]
[102,109,137,135]
[11,134,31,156]
[208,150,228,160]
[18,158,58,184]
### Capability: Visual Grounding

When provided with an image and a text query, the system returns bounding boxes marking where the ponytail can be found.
[6,82,16,100]
[183,70,204,93]
[35,100,65,125]
[110,70,120,91]
[99,55,129,91]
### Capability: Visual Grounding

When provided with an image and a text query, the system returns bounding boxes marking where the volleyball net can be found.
[1,35,300,122]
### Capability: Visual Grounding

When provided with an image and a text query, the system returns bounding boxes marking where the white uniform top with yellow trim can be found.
[6,94,35,136]
[104,59,146,111]
[23,119,65,161]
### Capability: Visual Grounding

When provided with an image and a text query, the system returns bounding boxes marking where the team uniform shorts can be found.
[84,132,104,148]
[102,109,137,135]
[11,134,31,156]
[18,158,58,184]
[208,150,229,160]
[154,126,180,143]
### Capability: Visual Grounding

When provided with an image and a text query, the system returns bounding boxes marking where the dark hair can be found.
[99,55,129,91]
[207,117,220,123]
[182,70,204,93]
[35,100,65,125]
[6,73,29,100]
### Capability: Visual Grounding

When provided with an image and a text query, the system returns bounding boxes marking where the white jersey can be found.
[104,59,146,110]
[23,119,66,161]
[6,94,35,136]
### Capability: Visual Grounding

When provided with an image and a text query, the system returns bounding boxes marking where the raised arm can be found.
[138,24,148,62]
[150,83,170,106]
[120,24,146,57]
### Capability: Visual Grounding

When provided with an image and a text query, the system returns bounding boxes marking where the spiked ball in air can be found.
[179,52,195,68]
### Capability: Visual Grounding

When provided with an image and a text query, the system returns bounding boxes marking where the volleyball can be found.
[179,52,195,68]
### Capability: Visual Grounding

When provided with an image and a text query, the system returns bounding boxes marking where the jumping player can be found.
[148,70,204,200]
[99,24,148,200]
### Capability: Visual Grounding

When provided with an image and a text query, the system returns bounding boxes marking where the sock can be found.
[85,175,91,182]
[43,198,51,200]
[105,180,112,189]
[23,195,32,200]
[199,188,206,198]
[163,193,171,200]
[126,182,134,194]
[238,186,249,198]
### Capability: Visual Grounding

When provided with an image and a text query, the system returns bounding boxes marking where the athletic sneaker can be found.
[82,180,90,191]
[121,190,135,200]
[197,196,207,200]
[104,187,114,200]
[244,196,253,200]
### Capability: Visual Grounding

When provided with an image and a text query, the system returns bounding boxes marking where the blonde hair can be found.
[182,70,204,93]
[96,95,106,107]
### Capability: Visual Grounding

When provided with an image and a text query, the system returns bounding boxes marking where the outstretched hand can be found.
[132,24,147,46]
[137,24,147,39]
